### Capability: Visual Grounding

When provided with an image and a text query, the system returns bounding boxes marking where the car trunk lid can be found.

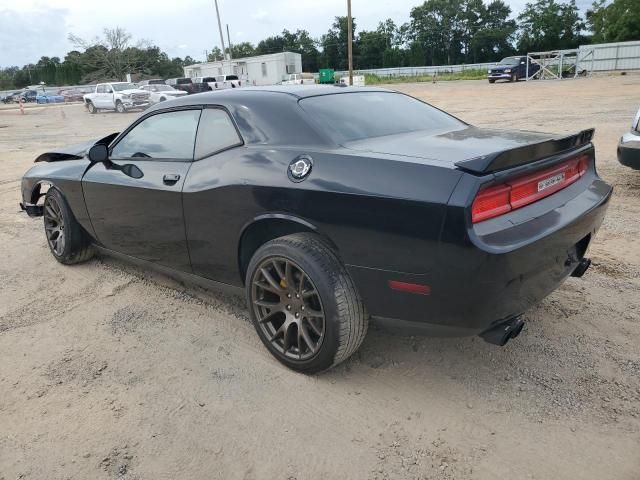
[344,126,594,174]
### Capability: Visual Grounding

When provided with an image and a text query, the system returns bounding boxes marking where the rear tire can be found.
[246,233,367,374]
[43,188,94,265]
[115,100,126,113]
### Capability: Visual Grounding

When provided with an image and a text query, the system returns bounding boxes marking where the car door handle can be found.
[163,174,180,185]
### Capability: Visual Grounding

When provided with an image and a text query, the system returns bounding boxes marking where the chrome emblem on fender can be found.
[288,155,312,181]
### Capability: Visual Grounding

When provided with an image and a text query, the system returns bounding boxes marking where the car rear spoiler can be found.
[455,128,595,174]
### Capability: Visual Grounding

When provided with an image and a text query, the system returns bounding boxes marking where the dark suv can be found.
[488,56,540,83]
[166,78,209,94]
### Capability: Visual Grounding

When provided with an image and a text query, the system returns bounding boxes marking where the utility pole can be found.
[226,24,233,61]
[347,0,353,86]
[214,0,227,67]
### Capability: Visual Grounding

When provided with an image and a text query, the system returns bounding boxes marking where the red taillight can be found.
[471,155,589,223]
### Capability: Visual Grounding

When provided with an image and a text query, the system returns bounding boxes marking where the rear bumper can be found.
[348,175,612,336]
[617,132,640,169]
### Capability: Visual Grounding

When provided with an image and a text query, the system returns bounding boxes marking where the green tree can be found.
[587,0,640,43]
[409,0,465,65]
[517,0,586,52]
[471,0,517,61]
[320,17,355,70]
[226,42,256,59]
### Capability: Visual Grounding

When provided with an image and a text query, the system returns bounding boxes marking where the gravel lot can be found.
[1,76,639,480]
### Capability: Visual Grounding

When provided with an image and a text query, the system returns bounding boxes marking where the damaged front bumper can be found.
[20,202,43,217]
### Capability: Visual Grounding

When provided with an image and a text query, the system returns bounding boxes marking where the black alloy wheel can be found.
[246,233,368,373]
[251,257,325,361]
[44,195,65,256]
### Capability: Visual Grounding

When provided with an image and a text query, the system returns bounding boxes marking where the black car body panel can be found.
[21,86,613,336]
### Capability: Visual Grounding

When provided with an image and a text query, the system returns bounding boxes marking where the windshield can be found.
[112,83,137,91]
[177,78,192,84]
[226,75,239,80]
[499,57,520,66]
[299,92,464,143]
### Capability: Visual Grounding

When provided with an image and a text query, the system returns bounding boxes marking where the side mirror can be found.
[88,144,109,163]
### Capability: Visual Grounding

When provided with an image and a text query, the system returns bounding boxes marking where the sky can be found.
[0,0,594,68]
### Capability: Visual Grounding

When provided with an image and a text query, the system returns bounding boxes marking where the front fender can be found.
[20,160,97,239]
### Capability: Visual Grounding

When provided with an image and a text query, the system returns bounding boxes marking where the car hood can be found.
[34,132,119,162]
[118,89,148,95]
[491,65,515,71]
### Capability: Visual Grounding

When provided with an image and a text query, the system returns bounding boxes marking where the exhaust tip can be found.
[480,317,525,346]
[571,257,591,278]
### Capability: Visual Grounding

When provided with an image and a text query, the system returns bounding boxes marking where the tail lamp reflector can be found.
[472,155,589,223]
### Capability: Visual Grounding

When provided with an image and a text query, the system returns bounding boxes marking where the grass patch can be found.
[364,69,487,84]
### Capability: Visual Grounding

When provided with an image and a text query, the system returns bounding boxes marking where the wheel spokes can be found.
[252,256,326,361]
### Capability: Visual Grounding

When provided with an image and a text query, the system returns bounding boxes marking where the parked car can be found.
[58,89,85,102]
[139,84,188,104]
[195,75,242,90]
[617,107,640,169]
[488,56,540,83]
[282,73,316,85]
[166,77,209,94]
[1,92,19,104]
[138,79,166,86]
[36,92,65,104]
[20,86,611,373]
[83,82,150,113]
[18,90,38,103]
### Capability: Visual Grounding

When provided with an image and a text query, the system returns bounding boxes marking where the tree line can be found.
[1,0,638,90]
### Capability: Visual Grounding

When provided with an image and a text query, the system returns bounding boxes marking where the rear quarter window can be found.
[299,91,464,143]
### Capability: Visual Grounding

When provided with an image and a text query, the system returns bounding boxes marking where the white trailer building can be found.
[183,52,302,86]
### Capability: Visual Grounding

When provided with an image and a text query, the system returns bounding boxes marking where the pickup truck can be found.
[83,82,150,113]
[166,78,210,94]
[282,73,315,85]
[195,75,243,90]
[488,56,540,83]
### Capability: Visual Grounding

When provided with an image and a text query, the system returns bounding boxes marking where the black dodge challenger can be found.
[20,86,612,373]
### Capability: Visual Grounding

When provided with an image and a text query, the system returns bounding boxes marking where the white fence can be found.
[334,62,495,78]
[334,40,640,79]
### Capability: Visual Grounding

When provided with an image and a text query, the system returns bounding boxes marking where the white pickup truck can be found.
[83,82,150,113]
[282,73,316,85]
[194,75,243,90]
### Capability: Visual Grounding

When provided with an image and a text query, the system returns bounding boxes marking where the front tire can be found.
[87,101,96,114]
[43,188,94,265]
[246,233,367,373]
[510,72,517,82]
[115,100,126,113]
[488,79,495,84]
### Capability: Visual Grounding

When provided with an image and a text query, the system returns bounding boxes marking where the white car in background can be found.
[282,73,316,85]
[139,84,188,104]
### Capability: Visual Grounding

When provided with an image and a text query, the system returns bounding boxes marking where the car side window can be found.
[97,85,105,93]
[194,108,242,159]
[111,109,201,160]
[105,85,113,93]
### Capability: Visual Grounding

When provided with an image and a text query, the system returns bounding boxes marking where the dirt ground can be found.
[1,76,639,480]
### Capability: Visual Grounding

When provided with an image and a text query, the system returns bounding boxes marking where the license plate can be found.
[538,173,565,192]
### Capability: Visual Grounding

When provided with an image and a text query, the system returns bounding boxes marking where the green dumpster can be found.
[318,69,335,84]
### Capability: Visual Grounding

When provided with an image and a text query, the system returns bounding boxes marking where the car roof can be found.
[167,85,388,103]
